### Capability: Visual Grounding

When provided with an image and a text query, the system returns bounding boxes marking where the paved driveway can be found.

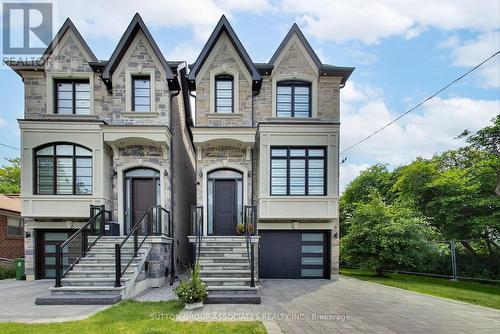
[0,279,110,323]
[178,276,500,334]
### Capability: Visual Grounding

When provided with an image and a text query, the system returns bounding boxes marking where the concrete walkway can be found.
[178,276,500,334]
[0,279,111,323]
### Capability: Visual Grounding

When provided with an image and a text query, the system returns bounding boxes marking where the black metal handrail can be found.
[243,205,257,287]
[55,204,110,288]
[114,205,169,287]
[191,205,203,264]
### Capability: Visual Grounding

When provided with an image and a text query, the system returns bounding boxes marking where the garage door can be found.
[259,231,329,279]
[36,230,76,279]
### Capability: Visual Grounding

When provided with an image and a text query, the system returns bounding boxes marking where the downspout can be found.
[169,81,181,285]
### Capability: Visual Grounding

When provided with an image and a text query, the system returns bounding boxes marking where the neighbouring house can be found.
[5,13,353,305]
[187,16,352,301]
[0,195,24,260]
[6,14,196,303]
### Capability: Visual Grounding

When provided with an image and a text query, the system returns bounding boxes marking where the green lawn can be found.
[341,268,500,310]
[0,300,266,334]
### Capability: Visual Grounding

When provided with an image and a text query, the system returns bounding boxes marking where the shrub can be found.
[175,264,207,304]
[0,267,16,280]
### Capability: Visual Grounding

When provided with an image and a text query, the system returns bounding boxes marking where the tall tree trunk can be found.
[495,170,500,196]
[460,241,477,256]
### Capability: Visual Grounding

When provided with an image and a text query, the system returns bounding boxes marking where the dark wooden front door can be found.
[132,178,156,228]
[214,180,236,235]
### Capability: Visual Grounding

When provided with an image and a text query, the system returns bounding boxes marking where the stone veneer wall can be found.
[196,146,252,207]
[195,33,253,127]
[331,219,340,279]
[135,240,172,283]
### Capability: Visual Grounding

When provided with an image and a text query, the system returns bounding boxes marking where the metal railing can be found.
[114,205,170,287]
[191,205,203,264]
[55,204,111,288]
[243,205,257,287]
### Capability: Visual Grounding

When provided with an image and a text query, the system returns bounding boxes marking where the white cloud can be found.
[339,82,499,188]
[445,31,500,88]
[163,41,203,63]
[340,163,370,192]
[55,0,226,41]
[0,117,6,127]
[279,0,500,44]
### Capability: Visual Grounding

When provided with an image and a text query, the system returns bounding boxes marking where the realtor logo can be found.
[2,2,53,55]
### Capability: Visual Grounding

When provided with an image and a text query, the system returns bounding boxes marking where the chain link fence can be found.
[342,239,500,283]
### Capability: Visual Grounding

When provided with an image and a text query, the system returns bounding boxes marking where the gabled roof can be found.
[43,18,97,62]
[270,23,354,86]
[101,13,177,89]
[187,15,261,90]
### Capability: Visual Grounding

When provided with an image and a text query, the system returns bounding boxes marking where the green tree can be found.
[0,158,20,194]
[340,164,396,236]
[341,193,437,276]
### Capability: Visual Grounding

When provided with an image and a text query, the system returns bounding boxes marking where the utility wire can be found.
[0,142,20,151]
[341,50,500,157]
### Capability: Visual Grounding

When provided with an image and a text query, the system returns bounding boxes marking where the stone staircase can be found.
[197,236,260,304]
[36,236,151,305]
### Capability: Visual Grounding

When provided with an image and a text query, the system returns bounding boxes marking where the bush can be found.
[175,264,208,304]
[0,267,16,280]
[341,193,438,276]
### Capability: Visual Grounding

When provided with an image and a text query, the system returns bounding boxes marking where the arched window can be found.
[215,74,234,113]
[35,143,92,195]
[277,80,311,117]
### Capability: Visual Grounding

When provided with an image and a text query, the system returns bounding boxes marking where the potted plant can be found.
[247,223,254,234]
[236,223,245,235]
[175,264,207,309]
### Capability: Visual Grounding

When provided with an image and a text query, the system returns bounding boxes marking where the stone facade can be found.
[15,20,196,281]
[195,32,253,127]
[136,240,172,282]
[195,146,252,207]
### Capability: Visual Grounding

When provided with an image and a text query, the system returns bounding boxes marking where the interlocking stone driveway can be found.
[0,279,110,323]
[178,277,500,334]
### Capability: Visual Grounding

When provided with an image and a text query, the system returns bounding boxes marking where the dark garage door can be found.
[259,231,329,279]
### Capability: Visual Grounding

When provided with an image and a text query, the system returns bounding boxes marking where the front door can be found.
[132,178,156,228]
[214,180,237,235]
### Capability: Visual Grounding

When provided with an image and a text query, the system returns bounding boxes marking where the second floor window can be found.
[55,80,90,114]
[132,76,151,112]
[271,147,326,196]
[215,75,233,113]
[35,143,92,195]
[277,81,311,117]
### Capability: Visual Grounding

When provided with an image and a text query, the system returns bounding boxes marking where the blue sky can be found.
[0,0,499,190]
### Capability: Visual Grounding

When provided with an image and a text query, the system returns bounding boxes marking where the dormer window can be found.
[215,74,233,113]
[55,80,90,114]
[132,76,151,112]
[277,81,311,117]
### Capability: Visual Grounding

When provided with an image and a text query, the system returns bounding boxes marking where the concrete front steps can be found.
[196,236,260,304]
[36,236,150,305]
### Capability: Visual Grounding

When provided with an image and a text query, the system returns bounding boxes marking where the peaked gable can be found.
[43,18,97,62]
[102,13,176,88]
[187,15,261,90]
[270,23,354,86]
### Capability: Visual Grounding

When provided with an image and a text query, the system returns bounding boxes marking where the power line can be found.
[0,142,20,151]
[341,50,500,157]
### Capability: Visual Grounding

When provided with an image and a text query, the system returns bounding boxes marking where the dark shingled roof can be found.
[269,23,354,85]
[43,18,97,61]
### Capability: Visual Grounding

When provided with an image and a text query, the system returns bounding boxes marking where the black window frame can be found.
[215,74,234,113]
[33,143,93,196]
[270,146,327,196]
[54,79,90,115]
[132,75,151,112]
[276,80,312,118]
